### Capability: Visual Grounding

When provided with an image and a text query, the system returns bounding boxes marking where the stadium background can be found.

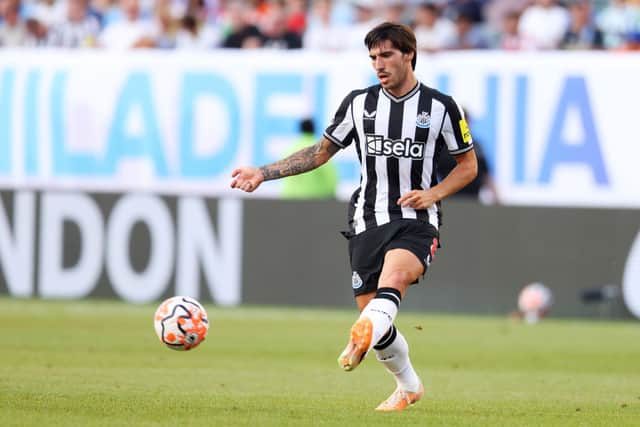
[1,0,639,319]
[2,2,640,426]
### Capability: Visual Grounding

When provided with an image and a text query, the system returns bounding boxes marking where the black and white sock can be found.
[374,326,421,392]
[359,287,401,351]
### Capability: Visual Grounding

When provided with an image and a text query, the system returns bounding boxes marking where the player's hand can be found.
[397,190,437,209]
[230,167,264,193]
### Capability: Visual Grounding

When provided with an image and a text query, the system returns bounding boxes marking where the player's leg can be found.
[338,223,385,371]
[339,249,422,371]
[372,245,434,411]
[373,327,423,411]
[337,291,376,371]
[359,248,423,345]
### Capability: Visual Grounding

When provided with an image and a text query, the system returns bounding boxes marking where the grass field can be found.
[1,298,639,426]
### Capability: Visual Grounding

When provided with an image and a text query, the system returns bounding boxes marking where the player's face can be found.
[369,40,412,93]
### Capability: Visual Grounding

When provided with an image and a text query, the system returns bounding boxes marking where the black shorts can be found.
[345,219,440,296]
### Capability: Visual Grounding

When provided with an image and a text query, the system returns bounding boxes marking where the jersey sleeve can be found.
[323,91,356,148]
[440,96,474,156]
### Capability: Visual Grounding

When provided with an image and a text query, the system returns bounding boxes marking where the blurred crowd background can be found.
[1,0,639,51]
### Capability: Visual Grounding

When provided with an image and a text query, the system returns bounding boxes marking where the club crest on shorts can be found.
[352,271,363,289]
[416,111,431,129]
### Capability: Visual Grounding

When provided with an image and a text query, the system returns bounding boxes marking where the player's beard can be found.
[382,66,409,95]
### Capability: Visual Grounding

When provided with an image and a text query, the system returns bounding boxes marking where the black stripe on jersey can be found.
[436,93,473,155]
[434,134,445,227]
[348,120,362,231]
[362,88,379,230]
[324,90,354,135]
[351,98,362,164]
[324,89,365,148]
[387,100,404,222]
[348,126,362,230]
[412,86,433,223]
[444,95,465,143]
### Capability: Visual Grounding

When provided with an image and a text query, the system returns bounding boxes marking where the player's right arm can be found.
[230,137,340,193]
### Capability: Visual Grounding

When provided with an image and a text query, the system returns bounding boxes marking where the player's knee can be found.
[379,270,414,289]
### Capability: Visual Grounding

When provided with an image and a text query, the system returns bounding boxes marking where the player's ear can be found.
[406,50,416,69]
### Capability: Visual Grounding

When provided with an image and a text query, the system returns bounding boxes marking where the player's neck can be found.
[386,74,418,99]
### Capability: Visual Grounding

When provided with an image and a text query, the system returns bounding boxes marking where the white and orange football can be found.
[154,296,209,351]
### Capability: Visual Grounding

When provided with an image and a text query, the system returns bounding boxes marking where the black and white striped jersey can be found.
[324,82,474,235]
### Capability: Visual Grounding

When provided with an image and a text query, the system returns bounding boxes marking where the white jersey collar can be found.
[381,81,420,103]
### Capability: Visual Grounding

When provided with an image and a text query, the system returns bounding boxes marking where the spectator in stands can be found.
[609,0,640,51]
[561,0,603,50]
[47,0,101,48]
[447,8,489,49]
[329,0,354,26]
[596,0,632,49]
[492,9,533,50]
[260,0,302,49]
[443,0,486,24]
[628,0,640,35]
[221,0,263,48]
[0,0,29,46]
[303,0,344,50]
[152,0,177,48]
[5,0,640,52]
[175,13,196,47]
[344,0,381,50]
[518,0,569,49]
[26,0,66,31]
[175,13,219,49]
[483,0,529,35]
[25,17,49,45]
[99,0,156,49]
[285,0,306,34]
[413,2,456,53]
[618,30,640,50]
[199,0,223,25]
[90,0,118,28]
[382,0,407,25]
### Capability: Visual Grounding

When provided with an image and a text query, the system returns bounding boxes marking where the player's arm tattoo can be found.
[259,137,339,181]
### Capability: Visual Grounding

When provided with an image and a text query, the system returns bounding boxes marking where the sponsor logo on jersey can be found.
[459,119,472,144]
[416,111,431,128]
[363,110,376,120]
[352,271,363,289]
[365,134,425,159]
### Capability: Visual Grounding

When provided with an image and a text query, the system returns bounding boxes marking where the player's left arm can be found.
[398,149,477,209]
[230,137,340,193]
[399,96,478,209]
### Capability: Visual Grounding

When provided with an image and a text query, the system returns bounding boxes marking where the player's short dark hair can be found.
[364,22,417,70]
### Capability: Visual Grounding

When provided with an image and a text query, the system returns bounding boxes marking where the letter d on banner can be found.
[623,231,640,319]
[39,193,104,298]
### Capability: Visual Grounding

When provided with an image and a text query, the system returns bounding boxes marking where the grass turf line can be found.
[0,298,639,426]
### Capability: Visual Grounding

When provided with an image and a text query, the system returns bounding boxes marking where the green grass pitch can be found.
[1,298,639,426]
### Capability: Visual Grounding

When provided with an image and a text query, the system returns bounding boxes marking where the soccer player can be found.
[230,22,477,411]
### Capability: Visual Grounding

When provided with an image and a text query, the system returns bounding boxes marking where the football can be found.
[518,282,553,323]
[153,296,209,351]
